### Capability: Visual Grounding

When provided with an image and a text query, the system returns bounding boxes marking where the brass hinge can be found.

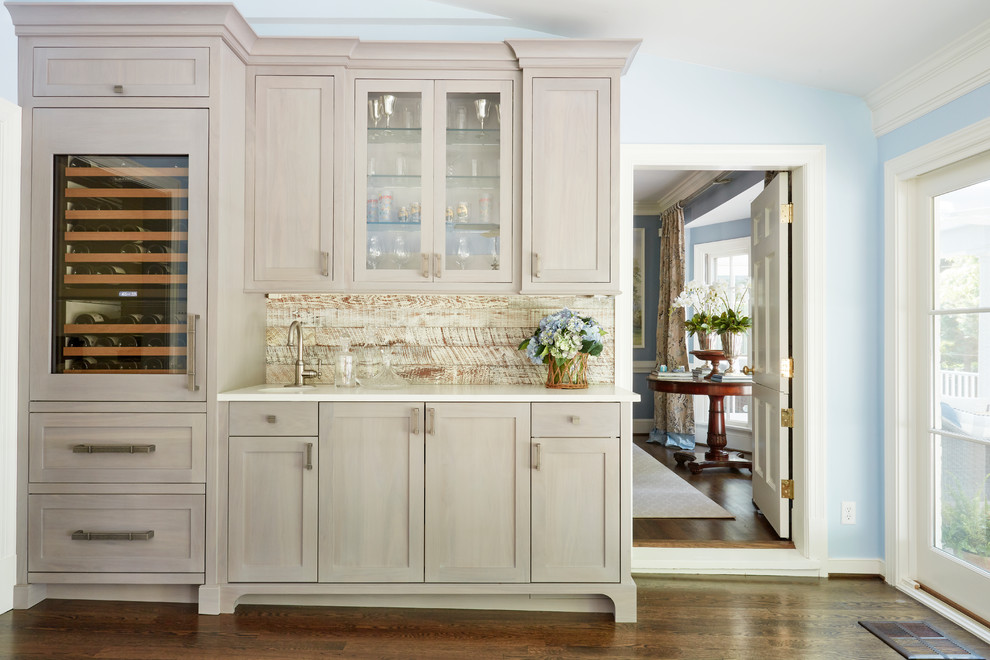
[780,357,794,378]
[781,203,793,224]
[780,408,794,428]
[781,479,794,499]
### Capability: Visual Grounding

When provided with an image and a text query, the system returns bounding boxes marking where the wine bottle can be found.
[71,264,95,275]
[142,357,165,370]
[72,356,98,370]
[146,263,171,275]
[143,313,165,324]
[73,312,106,324]
[66,335,97,347]
[146,244,171,254]
[68,244,91,254]
[120,243,147,253]
[121,224,145,233]
[95,335,120,347]
[92,265,126,275]
[117,335,139,347]
[143,336,164,347]
[114,313,146,324]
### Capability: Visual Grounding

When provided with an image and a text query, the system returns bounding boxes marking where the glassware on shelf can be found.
[455,236,471,269]
[367,235,382,269]
[393,235,410,267]
[381,94,396,130]
[335,338,357,388]
[355,346,384,386]
[368,349,406,389]
[474,98,490,132]
[369,98,383,129]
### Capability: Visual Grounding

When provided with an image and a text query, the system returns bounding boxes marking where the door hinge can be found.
[781,203,793,224]
[780,408,794,428]
[781,479,794,499]
[780,357,794,379]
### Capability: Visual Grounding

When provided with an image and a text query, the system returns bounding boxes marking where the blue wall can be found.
[632,215,660,424]
[622,54,881,560]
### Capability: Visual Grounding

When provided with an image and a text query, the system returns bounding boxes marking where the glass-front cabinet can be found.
[354,79,513,286]
[29,108,208,401]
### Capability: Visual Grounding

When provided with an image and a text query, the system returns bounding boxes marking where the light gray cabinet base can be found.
[199,580,638,622]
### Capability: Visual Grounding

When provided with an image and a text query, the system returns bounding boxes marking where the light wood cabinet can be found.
[531,437,619,582]
[319,402,424,582]
[227,435,318,583]
[425,402,530,582]
[523,77,616,292]
[32,47,210,97]
[246,74,338,290]
[353,79,515,290]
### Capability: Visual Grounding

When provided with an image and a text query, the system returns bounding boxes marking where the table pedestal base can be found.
[674,448,752,475]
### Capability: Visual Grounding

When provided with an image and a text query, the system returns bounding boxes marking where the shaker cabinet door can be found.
[247,75,337,289]
[525,77,614,291]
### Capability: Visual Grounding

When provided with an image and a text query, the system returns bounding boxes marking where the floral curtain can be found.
[650,204,695,446]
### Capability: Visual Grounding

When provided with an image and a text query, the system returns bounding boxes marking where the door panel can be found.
[750,172,791,539]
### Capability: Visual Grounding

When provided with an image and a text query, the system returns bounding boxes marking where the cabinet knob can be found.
[570,415,581,425]
[266,415,277,424]
[113,84,124,94]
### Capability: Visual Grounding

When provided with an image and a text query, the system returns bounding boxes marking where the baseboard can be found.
[45,584,199,604]
[634,418,653,434]
[0,553,13,613]
[824,558,885,576]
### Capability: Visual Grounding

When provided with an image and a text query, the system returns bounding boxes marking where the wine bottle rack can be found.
[53,155,191,375]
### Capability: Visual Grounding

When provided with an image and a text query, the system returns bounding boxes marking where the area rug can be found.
[633,443,734,519]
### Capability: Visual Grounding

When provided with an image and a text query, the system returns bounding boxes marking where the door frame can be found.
[885,116,990,639]
[618,144,827,574]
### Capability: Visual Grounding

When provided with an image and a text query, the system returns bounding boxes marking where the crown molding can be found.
[867,19,990,137]
[633,202,659,216]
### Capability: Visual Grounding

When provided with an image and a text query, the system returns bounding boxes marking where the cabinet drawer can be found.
[29,413,205,483]
[531,403,619,437]
[229,402,318,436]
[28,494,204,573]
[33,47,209,97]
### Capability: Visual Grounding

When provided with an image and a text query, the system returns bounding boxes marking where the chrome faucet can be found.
[286,320,320,387]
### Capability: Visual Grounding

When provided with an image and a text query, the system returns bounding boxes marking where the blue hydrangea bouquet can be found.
[518,308,606,388]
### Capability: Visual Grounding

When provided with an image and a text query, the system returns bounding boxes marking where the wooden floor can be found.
[633,436,791,548]
[3,577,989,659]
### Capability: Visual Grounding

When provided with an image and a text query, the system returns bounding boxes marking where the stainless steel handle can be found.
[187,314,200,391]
[72,530,154,541]
[411,407,421,435]
[305,443,313,470]
[266,415,277,424]
[73,444,156,454]
[421,253,430,279]
[533,442,542,470]
[533,253,542,278]
[321,251,330,277]
[434,253,442,278]
[113,84,124,94]
[427,407,436,435]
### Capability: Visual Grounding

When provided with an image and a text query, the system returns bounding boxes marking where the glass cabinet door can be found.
[355,80,433,283]
[436,80,512,283]
[30,108,207,401]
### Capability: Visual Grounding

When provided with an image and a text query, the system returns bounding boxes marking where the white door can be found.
[914,153,990,617]
[750,173,791,538]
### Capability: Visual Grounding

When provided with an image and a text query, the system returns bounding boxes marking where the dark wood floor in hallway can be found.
[3,576,989,659]
[633,436,790,547]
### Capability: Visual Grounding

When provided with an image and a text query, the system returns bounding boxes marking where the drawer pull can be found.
[533,442,542,471]
[113,84,124,94]
[570,415,581,425]
[266,415,278,424]
[71,530,155,541]
[427,407,436,436]
[321,251,330,277]
[305,442,313,471]
[411,407,421,434]
[72,444,156,454]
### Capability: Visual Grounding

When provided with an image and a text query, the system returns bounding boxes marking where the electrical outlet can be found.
[841,501,856,525]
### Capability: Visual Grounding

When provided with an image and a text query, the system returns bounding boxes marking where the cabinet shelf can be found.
[446,128,500,146]
[367,175,422,188]
[65,188,188,199]
[66,167,189,177]
[65,253,187,263]
[64,324,187,334]
[65,231,187,241]
[445,175,499,190]
[66,210,188,220]
[61,369,184,375]
[445,222,499,233]
[367,127,421,143]
[367,221,422,232]
[64,274,187,285]
[64,346,187,357]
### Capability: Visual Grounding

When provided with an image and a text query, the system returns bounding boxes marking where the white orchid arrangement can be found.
[672,281,751,335]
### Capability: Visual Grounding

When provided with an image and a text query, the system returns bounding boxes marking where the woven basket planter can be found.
[546,353,589,389]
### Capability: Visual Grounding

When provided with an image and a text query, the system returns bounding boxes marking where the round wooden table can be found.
[647,375,752,474]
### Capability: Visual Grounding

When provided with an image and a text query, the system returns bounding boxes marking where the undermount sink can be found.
[256,386,316,393]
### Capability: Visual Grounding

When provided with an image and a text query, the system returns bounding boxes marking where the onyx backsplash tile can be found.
[266,294,615,385]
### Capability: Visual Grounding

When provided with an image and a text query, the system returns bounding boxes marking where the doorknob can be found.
[742,366,754,376]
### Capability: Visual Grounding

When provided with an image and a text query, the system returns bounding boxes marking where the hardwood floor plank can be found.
[2,576,988,659]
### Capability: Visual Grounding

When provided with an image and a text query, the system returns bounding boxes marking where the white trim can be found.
[0,98,19,615]
[885,116,990,623]
[867,20,990,137]
[893,579,990,645]
[824,558,885,576]
[621,144,827,575]
[632,547,822,576]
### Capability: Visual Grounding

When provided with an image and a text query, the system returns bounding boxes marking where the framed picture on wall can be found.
[633,228,645,348]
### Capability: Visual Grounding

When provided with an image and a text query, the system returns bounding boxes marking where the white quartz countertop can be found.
[219,383,640,403]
